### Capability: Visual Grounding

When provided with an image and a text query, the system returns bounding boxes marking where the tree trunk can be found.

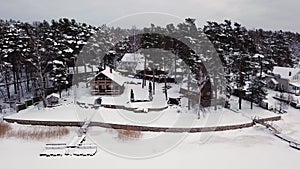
[238,89,242,110]
[16,65,23,100]
[12,64,17,94]
[187,69,191,110]
[164,75,168,100]
[214,87,218,110]
[142,56,146,88]
[4,69,10,100]
[198,90,201,119]
[213,75,218,110]
[174,57,177,82]
[152,66,155,95]
[25,63,30,92]
[250,88,253,110]
[59,85,62,98]
[39,67,47,108]
[163,57,167,101]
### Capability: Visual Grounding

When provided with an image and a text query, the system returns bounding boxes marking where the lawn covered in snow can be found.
[5,80,279,128]
[1,81,300,169]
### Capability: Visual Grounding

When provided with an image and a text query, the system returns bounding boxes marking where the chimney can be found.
[110,68,112,74]
[289,71,292,76]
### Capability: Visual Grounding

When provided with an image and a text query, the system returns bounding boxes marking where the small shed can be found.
[267,78,279,90]
[46,93,60,105]
[95,97,102,105]
[168,97,181,106]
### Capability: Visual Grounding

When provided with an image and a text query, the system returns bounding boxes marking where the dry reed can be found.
[117,129,143,141]
[0,123,12,137]
[0,123,70,140]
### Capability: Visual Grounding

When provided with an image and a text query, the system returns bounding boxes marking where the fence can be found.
[16,97,42,112]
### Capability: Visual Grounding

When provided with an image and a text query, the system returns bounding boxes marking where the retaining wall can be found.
[4,115,281,133]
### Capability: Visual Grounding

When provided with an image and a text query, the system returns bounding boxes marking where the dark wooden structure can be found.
[89,68,125,95]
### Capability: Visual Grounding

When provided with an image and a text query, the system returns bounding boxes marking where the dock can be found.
[40,118,97,157]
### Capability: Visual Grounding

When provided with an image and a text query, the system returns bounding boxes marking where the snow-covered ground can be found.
[5,102,275,128]
[5,80,278,128]
[1,81,299,169]
[0,122,299,169]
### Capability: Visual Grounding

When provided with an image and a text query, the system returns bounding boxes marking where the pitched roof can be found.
[118,53,145,71]
[290,81,300,87]
[121,53,144,62]
[93,67,125,86]
[46,93,60,99]
[273,66,300,80]
[270,78,279,85]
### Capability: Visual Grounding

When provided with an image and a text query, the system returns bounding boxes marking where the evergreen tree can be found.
[248,76,267,109]
[49,60,69,98]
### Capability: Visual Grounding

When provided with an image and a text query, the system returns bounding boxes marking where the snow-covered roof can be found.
[46,93,59,99]
[289,81,300,87]
[256,72,267,78]
[53,60,64,65]
[117,53,145,71]
[176,68,184,73]
[64,48,74,53]
[135,63,144,71]
[273,66,300,80]
[93,67,125,86]
[121,53,144,62]
[269,78,279,85]
[253,54,265,58]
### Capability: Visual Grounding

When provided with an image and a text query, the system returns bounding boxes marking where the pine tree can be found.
[248,76,268,109]
[49,60,68,98]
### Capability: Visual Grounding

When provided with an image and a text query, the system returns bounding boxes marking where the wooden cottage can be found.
[89,67,125,95]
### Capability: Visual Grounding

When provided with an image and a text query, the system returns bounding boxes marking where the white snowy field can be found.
[1,81,300,169]
[1,95,299,169]
[0,122,299,169]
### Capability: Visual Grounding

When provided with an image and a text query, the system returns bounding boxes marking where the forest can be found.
[0,18,299,110]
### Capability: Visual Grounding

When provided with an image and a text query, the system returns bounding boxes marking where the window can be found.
[96,74,106,80]
[292,73,300,81]
[293,86,299,90]
[107,85,112,90]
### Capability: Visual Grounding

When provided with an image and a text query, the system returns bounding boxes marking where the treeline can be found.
[0,18,299,108]
[203,20,299,108]
[0,19,96,103]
